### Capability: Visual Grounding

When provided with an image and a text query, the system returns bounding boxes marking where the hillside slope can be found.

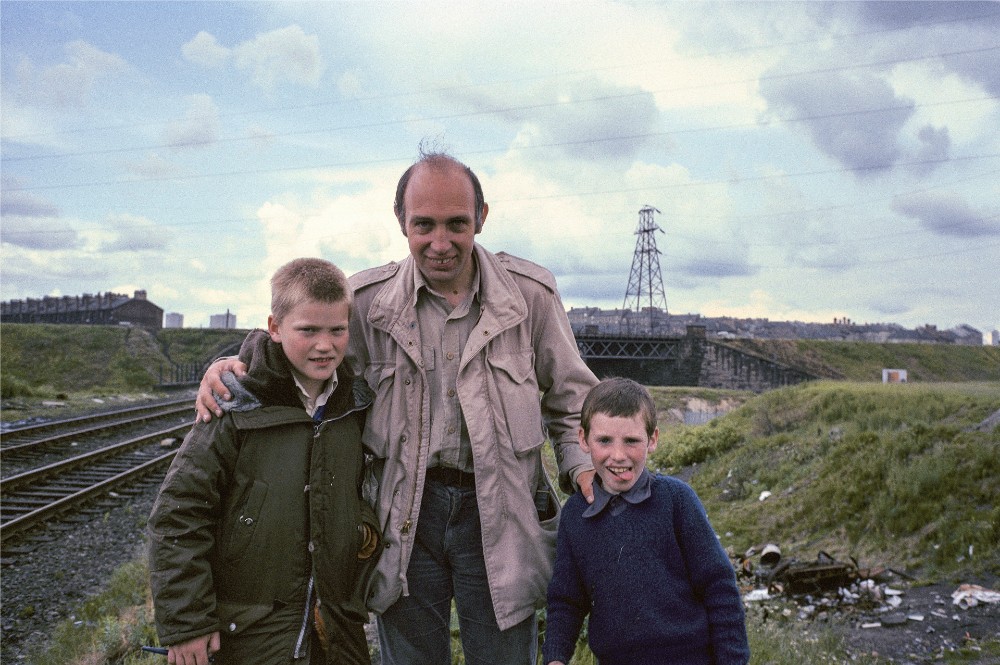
[0,323,248,397]
[652,381,1000,578]
[721,338,1000,382]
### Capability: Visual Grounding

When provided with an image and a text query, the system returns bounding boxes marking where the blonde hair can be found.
[270,258,351,322]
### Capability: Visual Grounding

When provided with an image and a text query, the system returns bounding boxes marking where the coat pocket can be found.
[223,480,268,561]
[361,362,396,459]
[486,348,543,454]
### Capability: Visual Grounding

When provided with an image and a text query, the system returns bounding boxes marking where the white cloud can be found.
[892,191,1000,237]
[232,25,324,91]
[12,40,128,108]
[164,94,220,149]
[182,31,231,68]
[700,289,847,324]
[1,215,80,250]
[86,214,172,252]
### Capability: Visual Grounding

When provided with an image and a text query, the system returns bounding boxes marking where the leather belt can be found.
[426,466,476,490]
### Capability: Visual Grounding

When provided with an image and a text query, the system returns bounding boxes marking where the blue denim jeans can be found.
[377,479,538,665]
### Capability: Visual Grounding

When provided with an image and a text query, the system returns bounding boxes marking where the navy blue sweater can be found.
[542,473,749,665]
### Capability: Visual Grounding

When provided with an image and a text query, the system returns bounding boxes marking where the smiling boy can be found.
[542,377,750,665]
[148,258,381,665]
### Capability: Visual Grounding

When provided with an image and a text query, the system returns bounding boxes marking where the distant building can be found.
[991,330,999,346]
[948,324,984,346]
[0,290,163,330]
[566,306,984,346]
[164,312,184,328]
[210,311,237,329]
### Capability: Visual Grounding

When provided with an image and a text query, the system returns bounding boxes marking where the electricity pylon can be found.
[622,205,668,333]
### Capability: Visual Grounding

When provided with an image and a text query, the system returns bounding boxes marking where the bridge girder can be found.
[575,334,681,361]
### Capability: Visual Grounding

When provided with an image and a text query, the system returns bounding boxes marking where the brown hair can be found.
[580,377,657,437]
[270,258,351,322]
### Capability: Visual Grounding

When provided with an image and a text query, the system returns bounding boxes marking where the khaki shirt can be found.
[414,267,480,473]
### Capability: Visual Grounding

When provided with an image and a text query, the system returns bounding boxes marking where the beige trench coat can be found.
[347,244,597,630]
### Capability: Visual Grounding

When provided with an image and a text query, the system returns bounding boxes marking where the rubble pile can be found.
[737,545,1000,660]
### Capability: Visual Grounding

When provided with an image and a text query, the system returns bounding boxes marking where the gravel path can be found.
[1,478,160,662]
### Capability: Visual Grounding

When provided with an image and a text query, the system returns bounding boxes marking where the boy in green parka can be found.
[148,258,381,665]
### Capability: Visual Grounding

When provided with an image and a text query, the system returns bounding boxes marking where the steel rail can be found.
[0,450,177,544]
[0,398,194,451]
[0,423,190,494]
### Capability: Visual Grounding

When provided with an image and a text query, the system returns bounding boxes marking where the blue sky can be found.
[2,1,998,338]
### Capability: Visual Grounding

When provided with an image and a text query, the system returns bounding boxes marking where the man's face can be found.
[579,412,658,494]
[267,298,350,399]
[400,164,486,295]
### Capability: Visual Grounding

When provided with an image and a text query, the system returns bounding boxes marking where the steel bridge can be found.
[574,332,683,361]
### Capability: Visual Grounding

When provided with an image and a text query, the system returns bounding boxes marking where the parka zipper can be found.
[293,419,321,660]
[293,576,314,659]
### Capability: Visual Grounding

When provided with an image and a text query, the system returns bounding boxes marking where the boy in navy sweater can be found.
[542,378,749,665]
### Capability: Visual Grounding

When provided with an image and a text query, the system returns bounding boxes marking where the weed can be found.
[25,561,158,665]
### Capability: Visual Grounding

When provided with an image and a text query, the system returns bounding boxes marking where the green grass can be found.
[0,323,248,399]
[25,561,162,665]
[1,324,167,394]
[652,381,1000,578]
[721,339,1000,382]
[154,328,249,365]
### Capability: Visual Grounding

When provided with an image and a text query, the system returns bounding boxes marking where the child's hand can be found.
[167,631,220,665]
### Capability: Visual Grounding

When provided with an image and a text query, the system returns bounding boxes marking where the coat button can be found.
[229,623,237,632]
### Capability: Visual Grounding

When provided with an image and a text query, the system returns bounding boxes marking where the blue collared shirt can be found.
[583,467,653,518]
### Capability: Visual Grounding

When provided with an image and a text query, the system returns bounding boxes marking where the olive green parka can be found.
[148,336,381,664]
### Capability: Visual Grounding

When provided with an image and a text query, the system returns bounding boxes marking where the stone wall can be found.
[697,341,815,391]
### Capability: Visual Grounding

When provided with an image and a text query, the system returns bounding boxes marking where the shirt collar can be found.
[583,467,653,518]
[413,255,481,308]
[293,369,338,418]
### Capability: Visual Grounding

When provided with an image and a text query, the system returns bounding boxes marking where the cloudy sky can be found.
[2,1,998,338]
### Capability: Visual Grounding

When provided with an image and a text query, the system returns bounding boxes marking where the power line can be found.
[5,8,996,144]
[5,92,995,165]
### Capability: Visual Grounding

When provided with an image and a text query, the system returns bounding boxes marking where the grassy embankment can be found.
[721,338,1000,382]
[0,323,248,408]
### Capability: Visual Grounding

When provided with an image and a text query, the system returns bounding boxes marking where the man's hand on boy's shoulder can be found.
[577,469,596,504]
[195,357,248,423]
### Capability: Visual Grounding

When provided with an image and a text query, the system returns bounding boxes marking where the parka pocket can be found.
[223,480,268,560]
[486,348,543,454]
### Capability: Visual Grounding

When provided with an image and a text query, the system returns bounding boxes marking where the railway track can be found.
[1,396,193,453]
[0,402,195,547]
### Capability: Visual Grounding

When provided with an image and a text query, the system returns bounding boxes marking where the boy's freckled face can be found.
[579,412,658,495]
[268,299,350,398]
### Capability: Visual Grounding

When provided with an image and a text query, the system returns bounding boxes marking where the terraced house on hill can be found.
[0,290,163,331]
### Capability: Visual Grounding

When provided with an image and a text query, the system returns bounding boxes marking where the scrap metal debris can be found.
[738,544,1000,637]
[952,583,1000,609]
